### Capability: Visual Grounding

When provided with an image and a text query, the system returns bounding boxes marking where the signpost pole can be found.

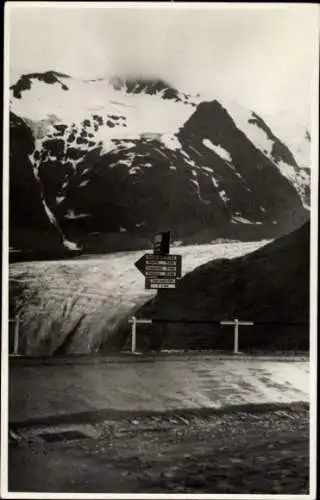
[131,316,137,354]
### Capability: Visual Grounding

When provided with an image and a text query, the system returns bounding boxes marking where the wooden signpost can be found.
[133,231,182,352]
[134,232,182,290]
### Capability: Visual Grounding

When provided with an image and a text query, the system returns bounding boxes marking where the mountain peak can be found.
[9,76,310,257]
[10,70,71,99]
[109,75,196,105]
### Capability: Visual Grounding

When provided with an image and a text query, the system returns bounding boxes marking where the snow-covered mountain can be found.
[261,110,311,169]
[9,71,310,257]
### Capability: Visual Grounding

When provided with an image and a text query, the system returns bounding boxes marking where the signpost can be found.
[134,253,182,289]
[134,231,182,291]
[220,318,254,354]
[132,231,182,352]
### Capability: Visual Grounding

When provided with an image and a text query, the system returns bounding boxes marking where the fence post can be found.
[220,319,254,354]
[13,313,20,355]
[131,316,137,353]
[234,318,239,354]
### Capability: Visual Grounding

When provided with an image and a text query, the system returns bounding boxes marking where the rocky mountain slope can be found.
[9,71,310,257]
[122,222,310,352]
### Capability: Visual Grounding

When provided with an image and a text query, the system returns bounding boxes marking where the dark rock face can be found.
[109,76,189,102]
[177,101,308,235]
[9,113,63,253]
[125,222,309,352]
[10,71,70,98]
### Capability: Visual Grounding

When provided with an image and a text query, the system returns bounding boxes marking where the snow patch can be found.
[211,176,219,188]
[129,167,140,175]
[11,77,196,137]
[185,157,197,168]
[161,134,182,151]
[189,145,202,157]
[79,180,89,187]
[141,132,161,141]
[190,178,210,205]
[278,161,300,182]
[219,190,229,203]
[122,141,136,149]
[118,158,133,168]
[202,139,232,162]
[43,201,58,226]
[222,100,274,156]
[262,112,311,168]
[272,159,310,209]
[202,166,214,173]
[190,179,199,188]
[63,239,80,251]
[56,196,65,204]
[154,148,168,160]
[65,209,90,220]
[67,158,84,170]
[231,216,262,225]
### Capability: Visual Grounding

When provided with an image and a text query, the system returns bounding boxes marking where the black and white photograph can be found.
[1,2,319,497]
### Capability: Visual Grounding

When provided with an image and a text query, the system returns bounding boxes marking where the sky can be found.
[6,2,320,126]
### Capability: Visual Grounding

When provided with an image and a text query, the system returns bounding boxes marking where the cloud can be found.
[7,4,319,124]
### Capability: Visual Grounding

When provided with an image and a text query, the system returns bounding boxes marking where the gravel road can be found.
[8,402,309,494]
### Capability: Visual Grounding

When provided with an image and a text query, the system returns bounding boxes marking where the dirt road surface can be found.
[9,354,309,423]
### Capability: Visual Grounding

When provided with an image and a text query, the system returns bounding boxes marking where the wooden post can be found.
[13,313,20,355]
[131,316,137,353]
[234,318,239,354]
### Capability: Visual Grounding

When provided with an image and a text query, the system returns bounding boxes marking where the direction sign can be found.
[145,254,179,262]
[145,277,178,289]
[135,254,182,278]
[135,250,182,290]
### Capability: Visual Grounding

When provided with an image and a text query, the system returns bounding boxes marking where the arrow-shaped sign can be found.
[134,254,147,275]
[135,254,182,278]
